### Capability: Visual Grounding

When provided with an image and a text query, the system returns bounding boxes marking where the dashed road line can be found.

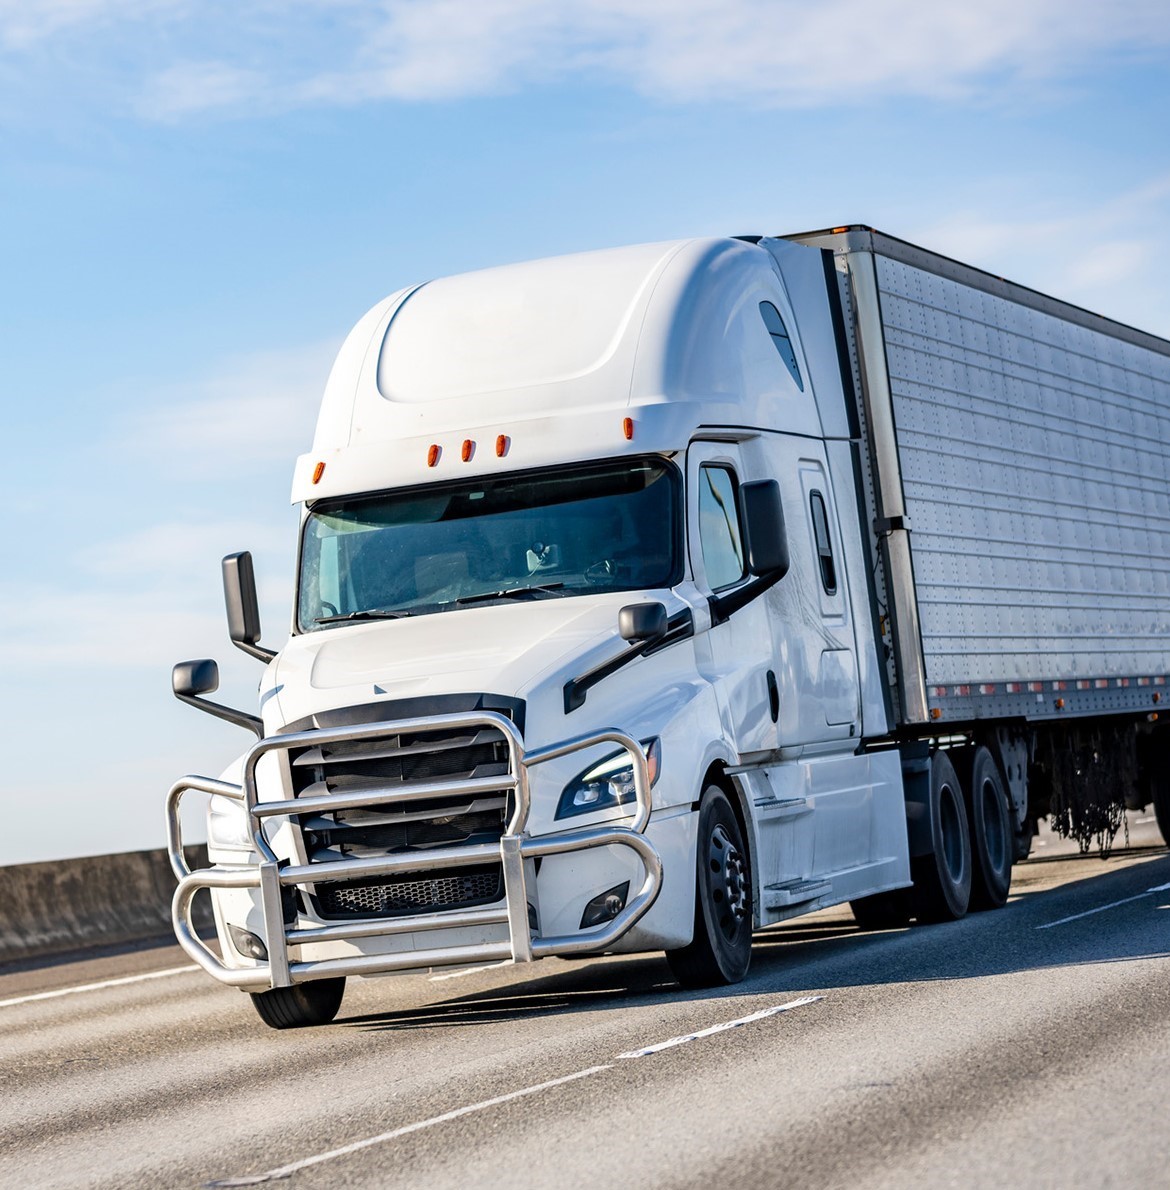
[208,995,824,1185]
[428,960,513,982]
[1036,882,1170,930]
[0,965,198,1009]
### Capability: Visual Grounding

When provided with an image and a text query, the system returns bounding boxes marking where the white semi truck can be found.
[167,226,1170,1029]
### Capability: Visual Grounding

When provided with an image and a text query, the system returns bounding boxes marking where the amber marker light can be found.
[462,439,474,462]
[427,444,440,467]
[1055,698,1065,710]
[311,461,326,484]
[622,417,634,441]
[496,434,509,457]
[930,707,942,720]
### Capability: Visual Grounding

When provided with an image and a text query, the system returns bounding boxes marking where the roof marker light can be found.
[427,444,440,467]
[311,461,325,484]
[462,439,475,462]
[496,434,509,458]
[622,417,634,441]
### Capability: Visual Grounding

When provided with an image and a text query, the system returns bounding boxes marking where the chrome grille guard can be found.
[166,712,663,991]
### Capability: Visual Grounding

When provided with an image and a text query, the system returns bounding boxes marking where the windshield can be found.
[297,458,681,631]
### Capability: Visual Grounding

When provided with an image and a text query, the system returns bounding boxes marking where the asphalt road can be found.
[2,816,1167,1190]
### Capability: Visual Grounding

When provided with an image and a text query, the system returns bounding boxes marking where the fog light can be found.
[228,924,268,961]
[580,882,629,929]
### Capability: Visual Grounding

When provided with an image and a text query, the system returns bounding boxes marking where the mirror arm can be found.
[173,691,263,737]
[708,567,786,627]
[232,639,277,664]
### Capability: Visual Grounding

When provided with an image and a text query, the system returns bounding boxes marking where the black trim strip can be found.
[563,609,694,714]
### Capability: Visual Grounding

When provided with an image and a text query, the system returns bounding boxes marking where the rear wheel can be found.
[966,746,1013,911]
[911,751,972,923]
[667,788,752,988]
[250,978,346,1029]
[1153,768,1170,848]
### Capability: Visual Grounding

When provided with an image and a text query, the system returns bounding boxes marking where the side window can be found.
[759,301,804,391]
[809,491,837,595]
[699,465,746,590]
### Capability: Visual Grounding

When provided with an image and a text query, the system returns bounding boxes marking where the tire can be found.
[667,788,753,988]
[910,751,972,923]
[850,887,912,931]
[1153,768,1170,848]
[249,978,346,1029]
[1013,817,1035,863]
[965,746,1013,911]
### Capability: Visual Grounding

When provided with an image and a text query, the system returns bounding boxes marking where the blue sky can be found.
[3,1,1170,864]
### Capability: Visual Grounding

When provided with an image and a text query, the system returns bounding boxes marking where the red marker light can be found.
[622,417,634,441]
[496,434,509,457]
[462,439,474,462]
[427,444,440,467]
[311,461,325,484]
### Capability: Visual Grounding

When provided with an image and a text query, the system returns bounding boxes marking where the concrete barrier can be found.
[0,846,213,965]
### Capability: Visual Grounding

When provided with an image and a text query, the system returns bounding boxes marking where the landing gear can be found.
[250,978,346,1029]
[667,788,753,988]
[1153,768,1170,848]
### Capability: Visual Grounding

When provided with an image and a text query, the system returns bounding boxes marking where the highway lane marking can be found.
[0,964,198,1009]
[1036,882,1170,930]
[207,1066,612,1186]
[616,995,823,1058]
[428,960,513,981]
[209,996,824,1184]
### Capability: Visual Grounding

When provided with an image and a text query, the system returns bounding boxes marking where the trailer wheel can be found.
[911,752,971,923]
[966,746,1012,910]
[249,978,346,1029]
[666,788,752,988]
[1153,769,1170,848]
[850,887,912,930]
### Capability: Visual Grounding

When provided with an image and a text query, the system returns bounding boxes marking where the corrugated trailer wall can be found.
[794,228,1170,725]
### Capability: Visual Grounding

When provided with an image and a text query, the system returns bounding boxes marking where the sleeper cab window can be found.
[759,301,804,391]
[698,465,746,591]
[809,491,837,595]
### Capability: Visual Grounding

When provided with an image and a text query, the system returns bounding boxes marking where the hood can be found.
[266,593,646,729]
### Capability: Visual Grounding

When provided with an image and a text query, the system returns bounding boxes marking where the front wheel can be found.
[250,978,346,1029]
[667,788,753,988]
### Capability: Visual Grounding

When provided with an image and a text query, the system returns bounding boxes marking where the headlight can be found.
[207,793,253,850]
[555,738,660,820]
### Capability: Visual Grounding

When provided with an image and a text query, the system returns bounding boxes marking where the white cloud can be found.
[127,337,340,473]
[911,173,1170,336]
[5,0,1169,117]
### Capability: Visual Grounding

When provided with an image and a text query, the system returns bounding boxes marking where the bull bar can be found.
[166,712,663,991]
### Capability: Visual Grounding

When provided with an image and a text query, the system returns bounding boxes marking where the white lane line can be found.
[428,960,513,982]
[208,1065,612,1186]
[211,995,827,1184]
[1135,816,1156,824]
[1036,882,1170,930]
[0,964,198,1009]
[616,995,823,1059]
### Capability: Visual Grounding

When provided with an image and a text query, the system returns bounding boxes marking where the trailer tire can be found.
[911,752,971,923]
[666,788,752,988]
[850,887,912,931]
[249,978,346,1029]
[1153,769,1170,848]
[966,746,1012,911]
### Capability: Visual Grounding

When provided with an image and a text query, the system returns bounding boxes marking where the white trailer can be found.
[167,227,1170,1027]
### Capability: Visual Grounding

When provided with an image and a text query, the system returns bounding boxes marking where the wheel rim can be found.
[708,823,748,938]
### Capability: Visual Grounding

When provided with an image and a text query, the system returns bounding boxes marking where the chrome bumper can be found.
[166,712,663,991]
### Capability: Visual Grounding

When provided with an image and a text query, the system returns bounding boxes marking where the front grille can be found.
[317,865,504,918]
[282,699,520,920]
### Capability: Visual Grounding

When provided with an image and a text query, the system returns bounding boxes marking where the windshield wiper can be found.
[314,609,410,624]
[455,583,566,606]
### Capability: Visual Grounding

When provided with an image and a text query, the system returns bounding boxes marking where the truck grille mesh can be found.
[317,865,504,918]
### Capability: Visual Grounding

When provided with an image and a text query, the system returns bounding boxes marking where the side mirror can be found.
[740,480,789,578]
[223,551,275,663]
[171,658,262,737]
[172,658,219,698]
[619,601,668,646]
